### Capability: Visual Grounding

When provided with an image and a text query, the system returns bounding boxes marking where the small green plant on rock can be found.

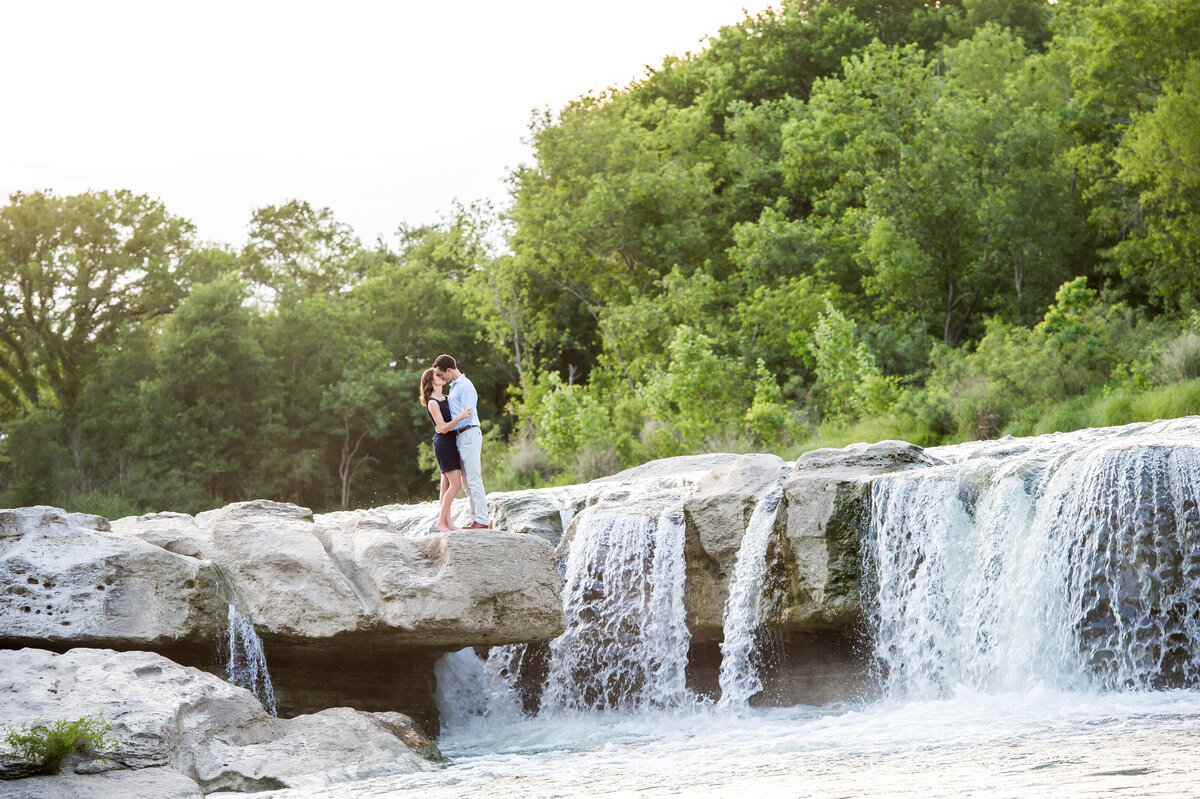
[3,715,117,775]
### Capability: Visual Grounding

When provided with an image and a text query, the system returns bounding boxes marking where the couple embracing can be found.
[419,354,489,532]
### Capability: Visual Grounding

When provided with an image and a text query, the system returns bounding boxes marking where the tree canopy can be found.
[3,0,1199,514]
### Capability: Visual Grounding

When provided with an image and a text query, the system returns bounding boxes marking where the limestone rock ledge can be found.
[109,500,565,651]
[0,506,225,650]
[0,648,439,795]
[766,440,942,632]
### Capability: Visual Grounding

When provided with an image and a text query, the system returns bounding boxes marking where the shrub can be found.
[645,326,747,449]
[572,444,621,482]
[809,301,898,423]
[1160,329,1200,383]
[531,377,610,469]
[3,715,117,775]
[62,490,142,521]
[744,359,795,448]
[484,433,557,491]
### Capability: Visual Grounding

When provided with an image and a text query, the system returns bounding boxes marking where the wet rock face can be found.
[769,440,940,633]
[0,506,225,650]
[680,454,787,642]
[0,648,439,792]
[645,445,937,641]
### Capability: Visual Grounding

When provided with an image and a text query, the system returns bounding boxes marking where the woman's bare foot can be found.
[434,522,454,532]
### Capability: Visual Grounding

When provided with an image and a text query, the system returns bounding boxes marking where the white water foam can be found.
[253,689,1200,798]
[433,648,488,732]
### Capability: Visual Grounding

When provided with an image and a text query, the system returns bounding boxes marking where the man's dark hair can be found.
[433,354,457,371]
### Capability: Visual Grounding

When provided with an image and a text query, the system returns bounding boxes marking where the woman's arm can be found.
[429,400,473,434]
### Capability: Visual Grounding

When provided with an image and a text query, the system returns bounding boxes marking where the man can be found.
[432,354,489,529]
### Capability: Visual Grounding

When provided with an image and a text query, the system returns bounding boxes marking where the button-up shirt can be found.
[447,373,478,432]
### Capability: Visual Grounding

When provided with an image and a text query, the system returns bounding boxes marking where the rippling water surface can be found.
[262,689,1200,798]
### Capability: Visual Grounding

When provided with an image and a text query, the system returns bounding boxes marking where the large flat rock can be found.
[0,648,438,794]
[109,500,566,650]
[0,507,224,650]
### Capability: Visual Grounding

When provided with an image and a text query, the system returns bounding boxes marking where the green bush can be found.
[62,490,142,521]
[530,376,611,469]
[645,326,748,451]
[809,301,898,424]
[3,715,117,775]
[1160,329,1200,383]
[743,359,797,448]
[1023,379,1200,435]
[483,431,558,492]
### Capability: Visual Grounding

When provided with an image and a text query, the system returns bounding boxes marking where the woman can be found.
[420,367,474,531]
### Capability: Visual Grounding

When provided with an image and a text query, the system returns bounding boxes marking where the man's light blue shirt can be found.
[447,374,478,432]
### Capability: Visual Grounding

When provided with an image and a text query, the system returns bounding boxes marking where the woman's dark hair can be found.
[419,368,435,407]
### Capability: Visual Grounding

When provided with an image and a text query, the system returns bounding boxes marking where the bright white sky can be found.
[2,0,774,249]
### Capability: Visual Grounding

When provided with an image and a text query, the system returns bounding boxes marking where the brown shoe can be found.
[464,521,490,529]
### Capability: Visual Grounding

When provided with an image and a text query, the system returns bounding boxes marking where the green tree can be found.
[784,29,1082,346]
[242,200,364,303]
[321,339,405,508]
[809,301,897,423]
[0,190,193,423]
[1063,0,1200,306]
[135,280,269,507]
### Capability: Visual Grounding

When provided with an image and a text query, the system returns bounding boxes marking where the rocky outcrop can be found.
[680,454,787,640]
[110,501,565,651]
[0,507,225,651]
[0,499,565,733]
[103,500,564,727]
[0,648,439,794]
[486,486,584,546]
[0,767,204,799]
[764,440,941,632]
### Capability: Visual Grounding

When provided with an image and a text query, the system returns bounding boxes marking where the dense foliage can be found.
[2,0,1198,513]
[3,715,116,775]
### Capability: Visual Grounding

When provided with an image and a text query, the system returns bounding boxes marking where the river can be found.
[261,418,1200,798]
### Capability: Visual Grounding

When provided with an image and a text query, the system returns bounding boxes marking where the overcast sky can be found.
[2,1,774,248]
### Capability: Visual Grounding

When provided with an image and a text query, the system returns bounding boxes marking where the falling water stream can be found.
[222,604,278,716]
[260,419,1200,798]
[718,484,785,708]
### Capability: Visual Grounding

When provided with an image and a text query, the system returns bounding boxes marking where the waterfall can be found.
[434,648,489,732]
[863,421,1200,699]
[222,604,278,716]
[540,504,693,712]
[480,643,529,719]
[717,487,784,709]
[558,505,577,534]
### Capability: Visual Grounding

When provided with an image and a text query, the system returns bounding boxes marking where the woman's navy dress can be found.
[429,396,462,473]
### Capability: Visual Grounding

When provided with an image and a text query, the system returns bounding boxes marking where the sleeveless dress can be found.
[428,396,462,474]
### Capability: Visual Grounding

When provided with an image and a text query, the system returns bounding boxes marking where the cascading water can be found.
[539,503,693,712]
[717,486,784,708]
[863,419,1200,699]
[221,604,278,716]
[434,648,488,731]
[248,427,1200,799]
